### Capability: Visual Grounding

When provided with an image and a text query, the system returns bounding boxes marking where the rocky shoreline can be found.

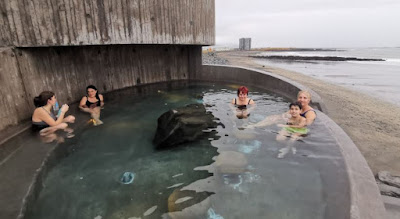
[202,52,229,65]
[251,55,385,62]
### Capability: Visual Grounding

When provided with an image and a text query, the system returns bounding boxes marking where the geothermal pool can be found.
[26,82,350,219]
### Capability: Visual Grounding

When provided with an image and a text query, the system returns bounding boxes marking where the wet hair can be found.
[33,91,55,107]
[289,102,302,110]
[237,86,249,96]
[86,85,100,100]
[297,90,311,100]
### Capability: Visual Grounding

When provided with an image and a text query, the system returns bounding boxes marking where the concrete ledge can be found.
[194,64,386,219]
[198,64,327,113]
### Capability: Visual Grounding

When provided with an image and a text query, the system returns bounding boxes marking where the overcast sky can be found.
[215,0,400,48]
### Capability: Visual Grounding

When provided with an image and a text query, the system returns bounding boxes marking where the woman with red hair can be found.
[231,86,255,118]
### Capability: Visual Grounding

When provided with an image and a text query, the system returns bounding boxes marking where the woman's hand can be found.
[60,104,69,113]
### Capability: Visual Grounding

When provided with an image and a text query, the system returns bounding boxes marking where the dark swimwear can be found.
[300,109,316,118]
[85,96,101,108]
[32,107,57,131]
[234,98,252,110]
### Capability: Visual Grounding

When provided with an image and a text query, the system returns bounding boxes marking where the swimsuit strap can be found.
[41,107,52,116]
[41,107,57,120]
[248,99,252,104]
[301,109,315,117]
[234,98,237,105]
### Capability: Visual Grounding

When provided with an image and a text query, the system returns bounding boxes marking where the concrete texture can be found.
[382,195,400,219]
[0,45,201,132]
[0,0,215,47]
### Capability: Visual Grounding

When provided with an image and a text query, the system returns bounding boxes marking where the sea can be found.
[253,47,400,106]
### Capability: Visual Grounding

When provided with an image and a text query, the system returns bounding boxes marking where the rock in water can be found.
[153,104,221,148]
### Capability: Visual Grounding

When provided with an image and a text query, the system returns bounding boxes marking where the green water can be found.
[27,82,350,219]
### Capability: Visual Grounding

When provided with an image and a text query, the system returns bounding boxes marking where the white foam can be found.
[143,205,157,216]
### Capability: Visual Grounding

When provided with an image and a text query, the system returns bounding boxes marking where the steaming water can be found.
[255,47,400,106]
[27,82,350,219]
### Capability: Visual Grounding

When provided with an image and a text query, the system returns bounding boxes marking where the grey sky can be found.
[216,0,400,48]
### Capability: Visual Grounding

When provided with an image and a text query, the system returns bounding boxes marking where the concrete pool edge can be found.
[195,64,386,219]
[6,65,385,218]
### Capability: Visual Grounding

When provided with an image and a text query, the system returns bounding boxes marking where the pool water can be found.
[27,82,350,219]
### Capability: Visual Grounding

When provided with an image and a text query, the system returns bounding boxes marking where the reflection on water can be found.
[27,83,350,219]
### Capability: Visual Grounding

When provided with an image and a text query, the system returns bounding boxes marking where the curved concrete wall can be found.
[194,64,386,219]
[0,0,215,47]
[197,64,326,112]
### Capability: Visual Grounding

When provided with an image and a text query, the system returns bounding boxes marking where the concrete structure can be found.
[0,1,388,219]
[239,38,251,50]
[0,0,215,46]
[0,0,215,132]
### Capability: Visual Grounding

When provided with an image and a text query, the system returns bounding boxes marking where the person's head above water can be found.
[86,85,99,99]
[237,86,249,102]
[289,102,302,110]
[33,91,55,107]
[289,102,302,117]
[237,86,249,96]
[297,90,311,108]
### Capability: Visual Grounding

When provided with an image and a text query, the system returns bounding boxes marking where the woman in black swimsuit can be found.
[231,86,255,119]
[32,91,75,138]
[79,85,104,125]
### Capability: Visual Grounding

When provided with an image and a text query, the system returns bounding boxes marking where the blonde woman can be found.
[297,90,316,126]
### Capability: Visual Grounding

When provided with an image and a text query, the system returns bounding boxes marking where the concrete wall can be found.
[0,45,201,131]
[196,64,325,111]
[0,0,215,47]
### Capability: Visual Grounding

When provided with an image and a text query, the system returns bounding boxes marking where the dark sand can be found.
[216,50,400,175]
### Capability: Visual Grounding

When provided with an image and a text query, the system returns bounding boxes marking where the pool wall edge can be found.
[194,64,386,219]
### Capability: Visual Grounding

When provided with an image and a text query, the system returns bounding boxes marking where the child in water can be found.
[277,102,308,141]
[276,102,308,158]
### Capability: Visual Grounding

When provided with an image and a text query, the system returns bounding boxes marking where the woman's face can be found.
[48,95,57,106]
[297,93,310,107]
[87,88,97,98]
[238,91,247,101]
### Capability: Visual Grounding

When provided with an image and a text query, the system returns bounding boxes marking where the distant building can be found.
[239,38,251,50]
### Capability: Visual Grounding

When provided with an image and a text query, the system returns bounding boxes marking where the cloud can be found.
[215,0,400,47]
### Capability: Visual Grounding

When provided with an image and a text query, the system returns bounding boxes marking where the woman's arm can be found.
[99,94,104,107]
[287,118,307,128]
[305,111,316,126]
[79,96,88,109]
[38,107,67,126]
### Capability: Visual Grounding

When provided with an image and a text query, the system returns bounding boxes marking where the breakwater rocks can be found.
[251,55,385,62]
[202,52,230,65]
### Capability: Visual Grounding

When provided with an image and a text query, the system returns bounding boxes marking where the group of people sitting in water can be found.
[232,86,316,141]
[31,85,104,141]
[31,84,315,145]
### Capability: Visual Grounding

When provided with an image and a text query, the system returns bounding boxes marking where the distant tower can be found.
[239,38,251,50]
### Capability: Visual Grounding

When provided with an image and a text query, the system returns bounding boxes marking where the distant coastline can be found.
[251,55,385,62]
[251,47,343,52]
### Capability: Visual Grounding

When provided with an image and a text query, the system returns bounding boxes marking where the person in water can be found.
[79,85,104,125]
[276,102,308,158]
[245,90,316,128]
[231,86,255,119]
[32,91,75,137]
[276,102,308,141]
[296,90,316,126]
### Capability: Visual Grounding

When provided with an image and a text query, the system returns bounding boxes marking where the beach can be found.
[211,50,400,175]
